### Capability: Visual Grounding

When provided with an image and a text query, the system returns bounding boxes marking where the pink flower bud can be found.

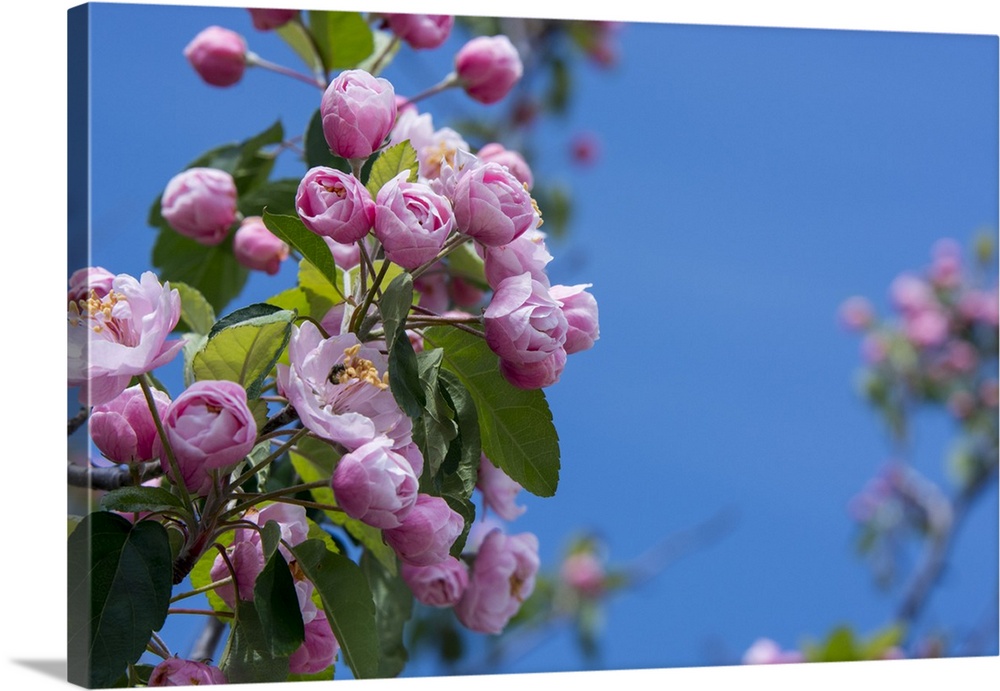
[149,657,227,686]
[904,308,949,348]
[160,167,238,245]
[560,552,605,597]
[477,143,534,190]
[384,494,465,566]
[296,167,375,243]
[484,272,568,368]
[498,349,566,390]
[401,557,469,608]
[323,236,361,270]
[248,8,298,31]
[549,284,599,354]
[374,173,454,269]
[890,273,934,315]
[482,229,553,290]
[90,385,170,464]
[209,538,265,607]
[68,266,115,302]
[569,132,601,166]
[449,276,485,308]
[385,14,454,49]
[477,454,526,521]
[183,26,247,87]
[930,238,962,288]
[742,638,803,665]
[233,216,289,275]
[455,529,539,634]
[453,162,537,247]
[156,380,258,495]
[838,295,874,331]
[321,69,397,160]
[332,436,418,529]
[289,611,339,675]
[454,36,523,105]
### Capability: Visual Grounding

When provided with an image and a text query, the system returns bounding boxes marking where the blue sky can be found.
[7,2,1000,690]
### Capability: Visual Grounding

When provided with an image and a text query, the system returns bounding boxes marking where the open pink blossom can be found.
[401,557,469,608]
[454,35,523,105]
[184,26,247,88]
[477,454,526,521]
[67,271,184,405]
[277,322,413,450]
[374,172,454,269]
[68,266,115,302]
[160,167,238,245]
[455,528,539,634]
[452,162,538,247]
[90,385,170,464]
[321,69,396,160]
[383,494,465,566]
[332,435,418,529]
[149,658,226,686]
[385,14,454,49]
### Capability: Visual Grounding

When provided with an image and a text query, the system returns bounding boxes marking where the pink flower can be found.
[890,274,935,315]
[838,295,874,331]
[149,657,226,685]
[247,8,298,31]
[385,14,454,49]
[321,69,396,160]
[560,552,605,597]
[323,236,361,270]
[477,142,534,190]
[374,172,454,269]
[498,349,567,390]
[477,454,526,521]
[549,284,600,354]
[414,266,450,314]
[452,162,538,247]
[449,276,485,308]
[904,308,949,348]
[184,26,247,87]
[155,380,258,495]
[742,638,803,665]
[569,132,601,166]
[454,529,539,634]
[484,272,568,368]
[383,494,465,566]
[276,322,412,450]
[233,216,289,275]
[331,435,418,529]
[290,611,339,675]
[930,238,962,288]
[160,167,238,245]
[67,271,184,406]
[90,385,170,464]
[482,228,553,289]
[68,266,115,302]
[401,557,469,608]
[454,36,523,105]
[296,167,375,243]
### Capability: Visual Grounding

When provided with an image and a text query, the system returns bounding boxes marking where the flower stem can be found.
[246,51,326,89]
[169,577,234,604]
[410,234,471,280]
[223,479,332,518]
[232,428,309,489]
[398,73,460,109]
[368,35,399,75]
[168,608,234,619]
[140,374,194,512]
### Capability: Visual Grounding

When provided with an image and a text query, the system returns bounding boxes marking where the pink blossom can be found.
[484,272,568,373]
[290,611,339,675]
[560,552,605,597]
[385,14,454,49]
[414,264,450,314]
[861,333,888,364]
[569,132,601,166]
[160,167,238,245]
[401,557,469,608]
[383,494,465,566]
[890,274,935,315]
[277,322,412,450]
[449,276,485,308]
[149,657,226,686]
[373,172,454,269]
[477,454,526,521]
[321,69,396,160]
[958,288,999,326]
[549,284,600,354]
[930,238,962,288]
[454,36,523,105]
[90,385,170,464]
[155,380,258,495]
[184,26,247,87]
[68,266,115,302]
[941,340,977,373]
[482,228,553,289]
[452,162,537,247]
[67,271,184,406]
[904,309,949,348]
[331,435,419,529]
[233,216,289,275]
[477,142,534,190]
[323,236,361,270]
[454,529,539,634]
[498,349,567,390]
[296,167,376,244]
[742,638,803,665]
[838,295,874,331]
[248,8,297,31]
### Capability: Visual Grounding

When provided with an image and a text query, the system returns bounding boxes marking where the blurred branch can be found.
[68,407,89,436]
[67,461,163,490]
[190,617,227,663]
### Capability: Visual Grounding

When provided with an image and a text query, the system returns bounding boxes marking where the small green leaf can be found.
[304,108,351,171]
[221,598,291,684]
[68,513,173,688]
[275,15,323,76]
[299,257,345,310]
[381,273,423,418]
[361,550,412,677]
[259,520,282,559]
[263,211,340,291]
[172,281,216,335]
[152,230,249,314]
[438,369,482,495]
[238,178,301,218]
[442,494,476,558]
[290,539,380,679]
[309,11,374,71]
[365,141,419,197]
[424,327,560,497]
[446,241,488,290]
[99,487,186,515]
[254,548,306,657]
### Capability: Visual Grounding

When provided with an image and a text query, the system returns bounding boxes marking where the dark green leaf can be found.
[442,494,476,558]
[424,327,560,497]
[68,513,172,688]
[172,281,216,335]
[254,548,306,656]
[259,520,282,559]
[304,108,350,171]
[209,303,287,338]
[289,539,380,679]
[365,141,419,197]
[99,486,186,515]
[238,178,301,218]
[221,598,291,683]
[413,349,458,478]
[188,531,234,616]
[381,273,423,418]
[309,11,374,71]
[360,550,412,677]
[152,230,249,314]
[263,211,340,291]
[446,241,488,290]
[438,369,481,495]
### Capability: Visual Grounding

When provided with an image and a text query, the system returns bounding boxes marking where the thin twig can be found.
[67,461,163,490]
[68,407,89,436]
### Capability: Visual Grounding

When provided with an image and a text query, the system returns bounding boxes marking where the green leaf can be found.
[221,598,291,684]
[182,332,209,388]
[266,287,312,315]
[381,273,423,418]
[172,281,216,335]
[309,11,374,72]
[446,241,488,290]
[357,28,400,75]
[275,16,324,78]
[68,512,173,688]
[152,230,249,314]
[259,520,282,559]
[442,494,476,558]
[254,548,306,657]
[424,327,560,497]
[264,211,340,291]
[290,540,380,679]
[860,625,904,660]
[813,626,860,662]
[360,550,412,677]
[365,141,419,197]
[99,487,186,515]
[238,178,301,218]
[438,369,482,496]
[189,531,234,616]
[299,257,345,310]
[304,108,351,171]
[192,306,294,399]
[288,437,398,574]
[412,349,458,479]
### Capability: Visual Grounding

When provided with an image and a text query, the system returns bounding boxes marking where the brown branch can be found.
[68,407,89,436]
[67,461,163,490]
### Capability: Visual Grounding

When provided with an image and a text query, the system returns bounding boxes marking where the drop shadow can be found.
[10,659,67,682]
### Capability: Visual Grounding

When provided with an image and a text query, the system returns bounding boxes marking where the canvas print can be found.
[65,2,998,688]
